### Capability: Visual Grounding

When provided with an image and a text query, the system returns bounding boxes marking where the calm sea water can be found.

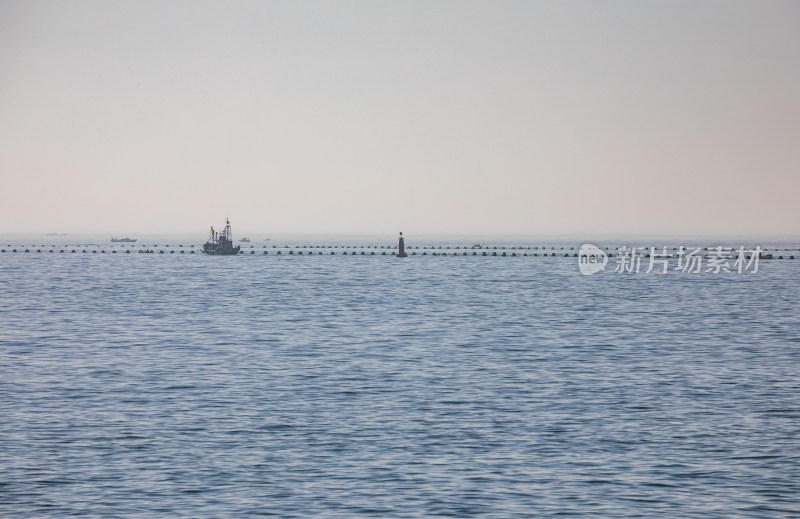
[1,238,799,517]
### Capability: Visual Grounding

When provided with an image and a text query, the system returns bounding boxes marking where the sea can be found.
[1,235,799,518]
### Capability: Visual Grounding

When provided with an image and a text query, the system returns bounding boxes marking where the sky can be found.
[1,0,798,237]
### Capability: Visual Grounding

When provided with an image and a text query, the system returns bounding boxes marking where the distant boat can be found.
[240,237,251,243]
[138,249,153,254]
[111,237,137,243]
[203,219,241,256]
[46,232,68,236]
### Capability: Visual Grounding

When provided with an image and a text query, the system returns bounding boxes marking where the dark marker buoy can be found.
[396,232,408,258]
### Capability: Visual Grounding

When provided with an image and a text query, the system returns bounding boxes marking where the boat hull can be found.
[203,242,240,255]
[203,247,240,256]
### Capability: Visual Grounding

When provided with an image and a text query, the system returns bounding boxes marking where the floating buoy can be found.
[396,232,408,258]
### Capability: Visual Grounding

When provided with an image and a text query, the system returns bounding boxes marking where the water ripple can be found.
[0,251,799,517]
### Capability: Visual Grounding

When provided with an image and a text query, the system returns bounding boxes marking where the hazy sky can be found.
[1,0,798,236]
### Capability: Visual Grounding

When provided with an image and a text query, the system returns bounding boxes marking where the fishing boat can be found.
[240,237,251,243]
[203,219,241,256]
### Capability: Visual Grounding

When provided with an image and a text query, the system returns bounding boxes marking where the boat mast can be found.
[222,218,232,243]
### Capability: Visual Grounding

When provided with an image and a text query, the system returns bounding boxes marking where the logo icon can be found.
[578,244,607,275]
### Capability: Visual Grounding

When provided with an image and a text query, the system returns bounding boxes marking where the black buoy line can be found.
[2,236,799,260]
